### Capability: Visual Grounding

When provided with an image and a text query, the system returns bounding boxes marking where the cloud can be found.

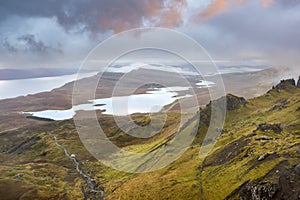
[0,0,189,68]
[0,0,299,71]
[196,0,228,20]
[193,0,276,22]
[157,0,187,27]
[17,34,61,53]
[193,0,249,22]
[185,0,300,68]
[0,0,188,34]
[2,34,62,54]
[260,0,274,8]
[0,16,104,68]
[2,38,17,53]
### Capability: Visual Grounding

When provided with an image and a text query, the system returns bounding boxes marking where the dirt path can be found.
[53,135,104,200]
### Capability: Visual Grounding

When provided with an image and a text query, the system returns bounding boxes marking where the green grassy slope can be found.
[0,78,299,199]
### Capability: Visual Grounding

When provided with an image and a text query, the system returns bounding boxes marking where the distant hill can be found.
[0,68,77,80]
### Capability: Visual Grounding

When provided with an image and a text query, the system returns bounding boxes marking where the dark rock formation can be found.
[235,163,300,200]
[226,94,247,110]
[239,181,278,200]
[270,99,289,111]
[297,76,300,88]
[210,94,247,111]
[275,79,295,89]
[275,166,300,199]
[255,136,273,141]
[13,173,24,179]
[256,123,283,134]
[200,94,246,128]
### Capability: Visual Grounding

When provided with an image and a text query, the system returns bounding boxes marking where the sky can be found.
[0,0,299,70]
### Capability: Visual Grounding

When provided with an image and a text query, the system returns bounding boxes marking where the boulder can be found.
[255,136,273,141]
[13,173,24,179]
[258,154,268,161]
[256,123,282,134]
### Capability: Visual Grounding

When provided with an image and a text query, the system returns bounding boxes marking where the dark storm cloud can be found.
[0,0,299,69]
[0,0,187,33]
[2,38,17,52]
[0,0,188,68]
[18,34,57,53]
[2,34,62,54]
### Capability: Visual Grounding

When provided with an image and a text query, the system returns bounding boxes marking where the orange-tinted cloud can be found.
[198,0,228,20]
[98,0,187,33]
[100,0,274,33]
[193,0,273,23]
[193,0,247,22]
[159,0,187,27]
[260,0,274,8]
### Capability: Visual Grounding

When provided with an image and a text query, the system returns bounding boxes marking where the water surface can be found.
[0,72,97,99]
[23,87,191,120]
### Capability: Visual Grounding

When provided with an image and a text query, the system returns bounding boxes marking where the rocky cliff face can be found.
[225,94,247,110]
[206,93,247,111]
[275,78,296,89]
[274,76,300,89]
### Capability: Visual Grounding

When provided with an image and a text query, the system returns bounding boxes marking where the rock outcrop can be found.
[239,181,278,200]
[210,93,247,111]
[256,123,283,134]
[201,94,247,126]
[255,135,273,141]
[226,94,247,110]
[275,79,296,89]
[297,76,300,88]
[270,99,289,111]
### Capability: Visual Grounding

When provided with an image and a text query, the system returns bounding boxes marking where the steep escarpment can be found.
[199,78,300,200]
